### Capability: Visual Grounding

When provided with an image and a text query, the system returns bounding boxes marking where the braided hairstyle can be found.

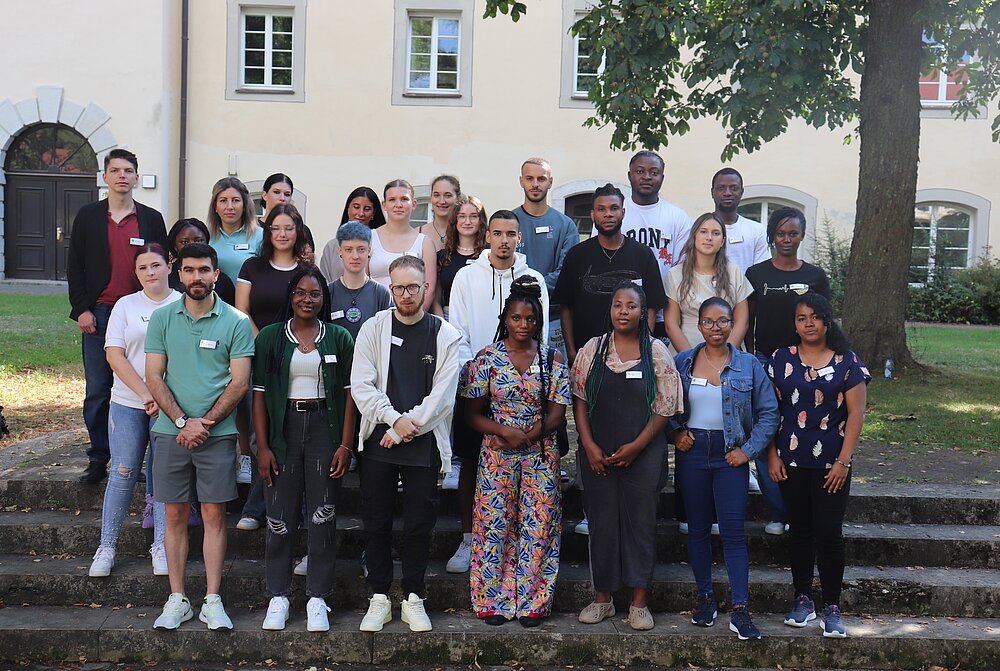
[494,276,550,431]
[584,280,657,422]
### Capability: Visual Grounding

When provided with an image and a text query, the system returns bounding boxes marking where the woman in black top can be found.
[435,195,487,319]
[166,218,236,305]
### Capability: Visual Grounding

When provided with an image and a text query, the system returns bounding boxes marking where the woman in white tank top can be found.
[369,179,439,312]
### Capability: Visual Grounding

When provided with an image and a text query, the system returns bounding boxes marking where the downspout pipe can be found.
[178,0,189,217]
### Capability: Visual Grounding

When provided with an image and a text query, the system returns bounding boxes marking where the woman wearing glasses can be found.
[669,297,778,640]
[253,266,356,633]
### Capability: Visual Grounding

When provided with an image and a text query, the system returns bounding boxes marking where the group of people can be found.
[66,148,869,640]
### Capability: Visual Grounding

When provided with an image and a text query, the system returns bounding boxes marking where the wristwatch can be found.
[175,415,189,429]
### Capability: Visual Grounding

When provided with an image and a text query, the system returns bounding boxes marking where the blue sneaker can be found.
[729,606,762,640]
[691,593,717,627]
[784,594,817,627]
[820,604,847,638]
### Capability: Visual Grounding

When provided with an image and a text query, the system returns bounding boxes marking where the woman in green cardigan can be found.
[252,266,356,633]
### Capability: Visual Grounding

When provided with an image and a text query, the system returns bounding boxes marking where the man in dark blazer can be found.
[67,148,168,484]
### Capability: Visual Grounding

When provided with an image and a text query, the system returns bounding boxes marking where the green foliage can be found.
[907,254,1000,324]
[812,217,852,314]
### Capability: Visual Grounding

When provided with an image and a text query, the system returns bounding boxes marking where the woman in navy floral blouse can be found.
[766,292,870,639]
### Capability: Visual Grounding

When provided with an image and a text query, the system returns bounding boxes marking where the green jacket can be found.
[252,320,354,465]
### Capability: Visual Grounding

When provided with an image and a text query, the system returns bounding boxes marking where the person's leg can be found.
[779,466,816,601]
[359,456,399,595]
[677,431,716,598]
[755,456,788,524]
[191,435,239,596]
[200,502,228,595]
[97,403,147,549]
[516,446,561,619]
[578,446,621,600]
[399,458,441,597]
[264,414,306,598]
[82,303,114,469]
[711,448,750,608]
[146,420,166,548]
[619,442,664,606]
[812,469,851,607]
[164,502,190,594]
[471,445,518,619]
[302,412,340,599]
[152,431,194,595]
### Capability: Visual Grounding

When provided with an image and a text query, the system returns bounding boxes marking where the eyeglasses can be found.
[292,289,323,300]
[390,283,423,297]
[699,317,733,329]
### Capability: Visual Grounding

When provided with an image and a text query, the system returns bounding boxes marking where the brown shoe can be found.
[578,601,616,624]
[628,605,654,631]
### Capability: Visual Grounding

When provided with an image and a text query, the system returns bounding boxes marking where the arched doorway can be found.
[4,123,99,280]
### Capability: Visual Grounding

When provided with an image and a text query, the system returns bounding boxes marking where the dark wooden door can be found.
[6,173,96,280]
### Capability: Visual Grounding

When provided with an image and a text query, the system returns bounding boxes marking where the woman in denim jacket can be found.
[668,297,778,639]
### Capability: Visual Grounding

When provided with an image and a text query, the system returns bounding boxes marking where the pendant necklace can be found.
[601,238,624,264]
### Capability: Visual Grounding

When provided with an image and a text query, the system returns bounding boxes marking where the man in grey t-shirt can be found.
[327,222,394,340]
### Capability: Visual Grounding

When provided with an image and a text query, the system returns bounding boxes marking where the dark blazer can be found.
[66,199,168,319]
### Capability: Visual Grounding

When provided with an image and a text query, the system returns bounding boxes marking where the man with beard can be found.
[513,157,579,354]
[554,184,666,368]
[711,167,769,272]
[144,242,254,631]
[351,255,462,633]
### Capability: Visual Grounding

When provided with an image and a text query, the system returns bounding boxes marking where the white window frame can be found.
[226,0,307,103]
[910,202,976,284]
[392,0,474,107]
[739,185,819,262]
[406,14,461,93]
[560,0,600,109]
[910,189,990,285]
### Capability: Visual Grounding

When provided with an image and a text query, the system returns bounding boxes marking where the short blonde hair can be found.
[520,157,552,175]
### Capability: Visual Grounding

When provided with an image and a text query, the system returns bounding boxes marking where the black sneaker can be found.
[729,606,762,640]
[691,593,717,627]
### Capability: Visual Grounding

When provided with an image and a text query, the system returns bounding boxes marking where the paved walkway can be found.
[0,280,66,295]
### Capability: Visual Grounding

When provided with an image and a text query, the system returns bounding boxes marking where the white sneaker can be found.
[360,593,392,632]
[294,555,309,576]
[678,522,689,534]
[88,546,115,577]
[765,521,789,536]
[236,516,260,531]
[199,593,234,630]
[574,518,589,536]
[262,596,289,630]
[441,459,460,490]
[446,539,472,573]
[150,543,168,576]
[711,523,720,536]
[307,597,331,632]
[748,468,761,493]
[154,592,194,630]
[237,454,253,484]
[400,592,432,632]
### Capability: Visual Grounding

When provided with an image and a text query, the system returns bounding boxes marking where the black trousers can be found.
[359,453,440,597]
[779,465,851,607]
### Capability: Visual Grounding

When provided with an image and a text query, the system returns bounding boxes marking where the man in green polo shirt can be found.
[144,242,254,631]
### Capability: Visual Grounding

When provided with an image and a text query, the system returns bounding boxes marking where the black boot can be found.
[79,461,107,484]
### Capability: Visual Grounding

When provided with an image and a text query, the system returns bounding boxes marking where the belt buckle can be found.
[293,400,309,412]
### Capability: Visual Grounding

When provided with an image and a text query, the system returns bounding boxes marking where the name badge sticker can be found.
[633,278,643,287]
[626,370,643,379]
[789,283,809,291]
[528,364,540,374]
[323,354,338,364]
[535,226,550,234]
[234,243,250,251]
[129,237,145,246]
[816,366,835,377]
[729,236,744,244]
[691,376,708,386]
[140,315,150,322]
[391,336,404,347]
[199,339,218,350]
[331,310,345,320]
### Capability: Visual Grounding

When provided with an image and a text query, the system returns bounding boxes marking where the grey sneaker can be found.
[691,593,717,627]
[199,593,234,630]
[729,606,762,640]
[784,594,816,627]
[820,604,847,638]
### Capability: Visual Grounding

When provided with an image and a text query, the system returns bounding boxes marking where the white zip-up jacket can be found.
[350,309,462,473]
[448,250,550,364]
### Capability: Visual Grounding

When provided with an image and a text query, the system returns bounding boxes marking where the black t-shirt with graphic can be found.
[745,260,831,358]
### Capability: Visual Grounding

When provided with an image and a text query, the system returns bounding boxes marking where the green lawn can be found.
[0,293,79,371]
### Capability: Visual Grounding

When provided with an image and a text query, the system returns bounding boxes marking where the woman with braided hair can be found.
[571,280,682,631]
[460,275,571,627]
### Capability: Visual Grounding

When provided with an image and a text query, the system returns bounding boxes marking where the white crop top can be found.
[369,229,426,288]
[288,348,325,399]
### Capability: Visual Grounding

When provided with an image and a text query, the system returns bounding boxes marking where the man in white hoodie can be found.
[443,210,549,573]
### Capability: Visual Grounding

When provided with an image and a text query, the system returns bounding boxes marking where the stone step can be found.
[0,606,996,669]
[2,509,999,569]
[2,554,997,618]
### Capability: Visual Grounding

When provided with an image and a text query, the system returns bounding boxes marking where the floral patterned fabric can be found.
[460,342,571,619]
[768,346,871,469]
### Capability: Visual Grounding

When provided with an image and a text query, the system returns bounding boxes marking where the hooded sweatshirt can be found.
[448,249,550,364]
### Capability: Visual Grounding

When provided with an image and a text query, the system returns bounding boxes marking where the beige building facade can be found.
[1,0,996,281]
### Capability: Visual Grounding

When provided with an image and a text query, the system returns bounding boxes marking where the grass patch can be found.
[906,324,1000,371]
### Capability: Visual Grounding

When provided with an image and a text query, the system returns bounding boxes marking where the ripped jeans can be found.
[264,406,341,598]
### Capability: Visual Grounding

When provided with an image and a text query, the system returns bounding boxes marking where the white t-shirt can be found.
[723,215,770,274]
[104,289,183,409]
[288,348,325,399]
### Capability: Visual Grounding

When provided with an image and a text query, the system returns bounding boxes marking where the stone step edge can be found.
[1,607,997,669]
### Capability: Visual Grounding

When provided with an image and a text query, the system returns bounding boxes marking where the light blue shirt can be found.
[211,225,264,283]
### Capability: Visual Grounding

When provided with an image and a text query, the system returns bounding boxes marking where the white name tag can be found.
[199,339,218,350]
[789,283,809,291]
[528,365,540,374]
[331,310,345,320]
[324,354,338,364]
[729,236,744,244]
[391,336,403,347]
[633,278,643,287]
[816,366,835,377]
[129,237,145,246]
[626,370,643,379]
[234,243,250,251]
[466,259,476,265]
[141,315,150,322]
[691,376,708,386]
[535,226,550,234]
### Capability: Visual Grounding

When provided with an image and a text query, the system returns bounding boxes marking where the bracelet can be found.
[835,458,851,469]
[337,444,352,452]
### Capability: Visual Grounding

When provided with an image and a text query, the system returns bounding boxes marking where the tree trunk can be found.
[842,0,925,372]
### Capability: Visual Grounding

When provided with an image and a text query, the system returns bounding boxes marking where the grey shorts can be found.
[151,431,239,504]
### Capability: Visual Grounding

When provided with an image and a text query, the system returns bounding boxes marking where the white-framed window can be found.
[410,199,432,229]
[573,23,604,97]
[392,0,474,107]
[737,198,802,227]
[910,203,974,283]
[920,62,969,108]
[226,0,306,103]
[560,0,601,108]
[737,185,819,262]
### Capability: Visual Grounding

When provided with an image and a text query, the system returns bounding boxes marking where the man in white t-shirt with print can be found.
[711,168,770,273]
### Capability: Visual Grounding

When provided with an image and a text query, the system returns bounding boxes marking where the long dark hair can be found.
[791,292,851,355]
[268,266,332,377]
[585,280,657,421]
[260,203,309,263]
[260,173,294,210]
[340,186,386,229]
[494,276,551,433]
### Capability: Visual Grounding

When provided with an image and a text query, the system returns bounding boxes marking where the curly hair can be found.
[791,292,852,355]
[440,195,488,269]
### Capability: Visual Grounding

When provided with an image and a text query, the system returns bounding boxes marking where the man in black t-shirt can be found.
[350,256,461,634]
[553,184,667,366]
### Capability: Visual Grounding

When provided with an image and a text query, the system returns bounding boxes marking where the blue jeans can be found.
[753,351,787,523]
[676,428,750,606]
[100,403,165,548]
[82,303,114,465]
